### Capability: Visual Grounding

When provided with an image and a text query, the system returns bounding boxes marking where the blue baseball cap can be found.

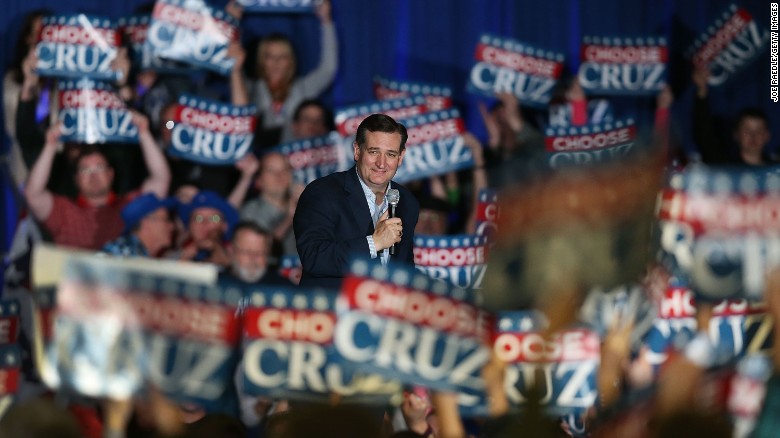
[177,190,239,236]
[121,193,176,234]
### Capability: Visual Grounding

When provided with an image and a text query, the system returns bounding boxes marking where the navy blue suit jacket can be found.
[293,166,419,290]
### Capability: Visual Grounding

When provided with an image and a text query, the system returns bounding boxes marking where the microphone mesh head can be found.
[387,189,400,205]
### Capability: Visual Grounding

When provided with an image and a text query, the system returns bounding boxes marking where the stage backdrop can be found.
[0,0,776,265]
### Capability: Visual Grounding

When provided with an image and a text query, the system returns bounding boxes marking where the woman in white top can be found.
[229,0,338,147]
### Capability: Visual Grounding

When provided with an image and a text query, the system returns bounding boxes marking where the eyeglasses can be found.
[193,214,223,224]
[78,164,108,175]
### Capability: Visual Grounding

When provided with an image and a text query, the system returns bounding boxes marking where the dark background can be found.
[1,0,777,256]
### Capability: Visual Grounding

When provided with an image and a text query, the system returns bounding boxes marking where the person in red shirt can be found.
[24,112,170,250]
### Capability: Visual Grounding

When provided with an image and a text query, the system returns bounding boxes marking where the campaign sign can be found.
[688,4,770,87]
[468,34,564,108]
[374,76,453,111]
[0,300,20,347]
[58,78,139,144]
[167,94,256,166]
[240,286,400,403]
[36,15,121,81]
[42,256,243,409]
[642,283,771,369]
[578,36,667,95]
[413,234,488,290]
[146,0,238,75]
[475,189,499,243]
[236,0,317,13]
[393,109,473,183]
[548,99,614,129]
[545,119,637,169]
[334,259,492,395]
[334,96,427,137]
[578,284,655,349]
[495,312,600,419]
[0,345,21,396]
[278,255,302,285]
[656,166,780,300]
[117,15,189,74]
[273,132,344,185]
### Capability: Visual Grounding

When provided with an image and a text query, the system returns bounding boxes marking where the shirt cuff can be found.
[367,236,378,259]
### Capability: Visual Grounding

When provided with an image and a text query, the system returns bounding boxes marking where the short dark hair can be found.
[735,107,770,131]
[355,114,409,153]
[293,99,335,131]
[72,145,111,174]
[231,220,271,243]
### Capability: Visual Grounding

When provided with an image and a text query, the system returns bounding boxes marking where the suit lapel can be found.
[345,167,375,235]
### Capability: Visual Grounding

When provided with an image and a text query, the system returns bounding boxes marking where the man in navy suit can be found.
[293,114,419,289]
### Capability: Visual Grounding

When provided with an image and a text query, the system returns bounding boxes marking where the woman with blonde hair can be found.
[229,0,338,147]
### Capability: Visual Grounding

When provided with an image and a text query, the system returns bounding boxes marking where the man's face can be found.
[230,229,269,282]
[75,153,114,198]
[292,105,328,139]
[256,153,292,198]
[353,131,405,193]
[139,207,174,249]
[736,117,770,157]
[189,207,226,243]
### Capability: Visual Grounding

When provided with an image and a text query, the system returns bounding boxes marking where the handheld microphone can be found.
[387,189,400,256]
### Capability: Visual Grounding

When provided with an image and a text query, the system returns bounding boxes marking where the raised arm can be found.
[463,133,488,234]
[299,0,338,98]
[691,65,727,163]
[228,153,259,208]
[24,123,59,221]
[133,111,171,197]
[229,41,250,106]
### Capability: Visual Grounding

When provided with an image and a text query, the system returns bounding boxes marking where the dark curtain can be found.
[1,0,776,257]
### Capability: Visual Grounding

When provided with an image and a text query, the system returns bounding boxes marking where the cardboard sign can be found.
[239,286,399,403]
[578,284,655,350]
[545,119,637,169]
[468,34,564,108]
[475,189,499,243]
[0,301,20,347]
[146,0,239,75]
[642,283,771,368]
[374,77,453,111]
[335,259,492,394]
[413,234,488,290]
[495,312,600,418]
[36,14,121,81]
[278,255,302,285]
[236,0,317,13]
[273,132,346,185]
[578,36,667,95]
[393,108,473,183]
[657,166,780,300]
[58,78,139,144]
[334,96,427,137]
[41,255,242,409]
[117,15,189,73]
[167,94,256,166]
[688,4,770,87]
[0,345,21,396]
[548,99,614,128]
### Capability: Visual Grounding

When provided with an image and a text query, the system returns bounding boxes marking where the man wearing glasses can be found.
[103,193,175,258]
[24,112,170,250]
[175,190,239,267]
